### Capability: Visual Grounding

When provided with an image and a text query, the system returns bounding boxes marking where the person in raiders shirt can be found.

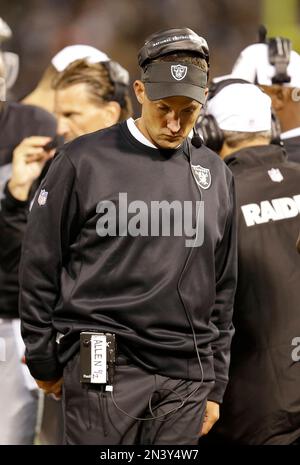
[201,80,300,445]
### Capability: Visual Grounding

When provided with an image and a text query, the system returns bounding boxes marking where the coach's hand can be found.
[35,377,63,399]
[8,136,55,201]
[200,400,220,436]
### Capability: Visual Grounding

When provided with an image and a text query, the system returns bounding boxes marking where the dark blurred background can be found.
[1,0,300,113]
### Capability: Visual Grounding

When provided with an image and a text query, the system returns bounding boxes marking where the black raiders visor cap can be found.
[138,28,209,104]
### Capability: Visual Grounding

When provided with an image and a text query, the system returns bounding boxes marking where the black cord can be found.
[110,139,205,422]
[110,387,186,421]
[177,138,204,388]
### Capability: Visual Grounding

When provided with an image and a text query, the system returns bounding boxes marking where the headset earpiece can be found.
[102,61,129,107]
[198,114,224,152]
[197,78,256,153]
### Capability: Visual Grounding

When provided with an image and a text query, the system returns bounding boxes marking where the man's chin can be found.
[157,137,183,150]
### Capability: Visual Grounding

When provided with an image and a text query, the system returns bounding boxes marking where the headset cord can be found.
[110,387,185,421]
[177,138,205,387]
[110,140,205,422]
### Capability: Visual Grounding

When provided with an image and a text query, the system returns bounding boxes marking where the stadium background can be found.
[1,0,300,113]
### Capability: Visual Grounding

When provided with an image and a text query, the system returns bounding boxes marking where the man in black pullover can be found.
[19,28,237,445]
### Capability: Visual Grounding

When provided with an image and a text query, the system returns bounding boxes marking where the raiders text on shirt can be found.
[241,194,300,226]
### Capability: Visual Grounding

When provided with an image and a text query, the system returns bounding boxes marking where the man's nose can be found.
[167,114,181,133]
[57,118,70,138]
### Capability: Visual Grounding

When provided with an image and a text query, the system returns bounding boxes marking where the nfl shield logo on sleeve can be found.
[268,168,284,183]
[191,164,211,190]
[38,189,48,206]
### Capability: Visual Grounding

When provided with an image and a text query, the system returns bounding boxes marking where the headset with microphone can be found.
[257,25,292,85]
[102,60,130,109]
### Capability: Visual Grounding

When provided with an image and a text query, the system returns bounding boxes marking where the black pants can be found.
[39,396,64,445]
[62,353,213,445]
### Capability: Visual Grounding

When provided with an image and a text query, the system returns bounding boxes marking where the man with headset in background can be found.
[231,27,300,163]
[19,28,237,445]
[52,55,132,142]
[199,79,300,444]
[21,44,129,115]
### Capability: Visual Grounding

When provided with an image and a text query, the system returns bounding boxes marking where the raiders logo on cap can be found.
[171,64,187,81]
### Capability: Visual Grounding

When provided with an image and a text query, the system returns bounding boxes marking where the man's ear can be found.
[219,140,231,160]
[201,86,209,107]
[103,101,121,126]
[271,86,286,112]
[260,85,285,112]
[134,80,145,105]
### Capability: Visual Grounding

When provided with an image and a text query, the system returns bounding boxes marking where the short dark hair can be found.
[145,51,208,76]
[223,130,271,148]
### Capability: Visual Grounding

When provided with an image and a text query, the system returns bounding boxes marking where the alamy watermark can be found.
[291,337,300,362]
[96,193,205,247]
[0,337,6,362]
[0,77,6,102]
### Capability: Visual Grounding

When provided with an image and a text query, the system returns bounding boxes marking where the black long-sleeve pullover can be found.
[19,121,237,403]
